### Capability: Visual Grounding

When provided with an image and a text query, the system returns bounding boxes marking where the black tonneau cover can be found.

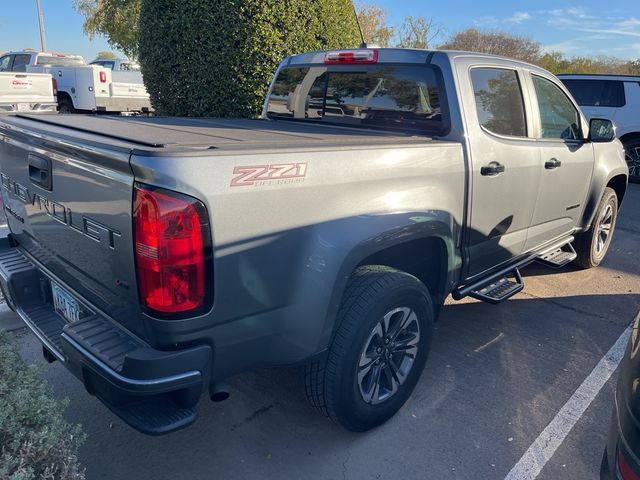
[5,114,434,153]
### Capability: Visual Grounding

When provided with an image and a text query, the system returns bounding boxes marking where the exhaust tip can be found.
[210,382,230,402]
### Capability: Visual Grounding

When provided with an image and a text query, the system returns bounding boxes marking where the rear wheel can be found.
[304,265,433,432]
[624,138,640,183]
[57,97,75,114]
[573,187,618,269]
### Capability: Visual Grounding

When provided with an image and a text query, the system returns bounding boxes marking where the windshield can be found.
[36,55,85,66]
[266,65,444,135]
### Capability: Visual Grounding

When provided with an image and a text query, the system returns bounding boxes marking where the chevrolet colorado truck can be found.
[0,49,628,435]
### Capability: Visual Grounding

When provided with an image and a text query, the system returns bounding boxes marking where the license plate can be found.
[16,103,30,112]
[52,282,84,323]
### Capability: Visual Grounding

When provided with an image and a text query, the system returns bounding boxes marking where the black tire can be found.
[304,265,433,432]
[573,187,618,269]
[57,97,75,114]
[624,138,640,183]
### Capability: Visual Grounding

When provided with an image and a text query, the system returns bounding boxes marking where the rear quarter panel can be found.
[131,141,465,376]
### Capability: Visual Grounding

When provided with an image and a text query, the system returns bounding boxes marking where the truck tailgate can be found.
[110,71,149,99]
[0,72,54,106]
[0,116,142,336]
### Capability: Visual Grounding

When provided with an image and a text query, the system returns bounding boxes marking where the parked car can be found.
[559,74,640,182]
[0,70,57,114]
[0,50,151,114]
[0,48,628,435]
[601,313,640,480]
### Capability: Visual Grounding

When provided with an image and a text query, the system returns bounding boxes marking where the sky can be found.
[0,1,639,61]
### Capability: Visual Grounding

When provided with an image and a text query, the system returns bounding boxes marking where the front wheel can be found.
[304,265,433,432]
[624,139,640,183]
[573,187,618,269]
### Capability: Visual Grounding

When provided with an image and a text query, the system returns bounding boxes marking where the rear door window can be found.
[470,68,527,138]
[11,54,31,72]
[267,65,444,135]
[532,75,582,140]
[561,79,625,107]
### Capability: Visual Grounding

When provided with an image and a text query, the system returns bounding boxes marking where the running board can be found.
[536,242,577,269]
[467,269,524,304]
[452,255,534,304]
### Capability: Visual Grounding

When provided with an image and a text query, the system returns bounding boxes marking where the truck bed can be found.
[3,114,440,153]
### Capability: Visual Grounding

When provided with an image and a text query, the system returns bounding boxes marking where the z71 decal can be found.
[231,163,307,187]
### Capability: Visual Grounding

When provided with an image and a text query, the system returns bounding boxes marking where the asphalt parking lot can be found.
[12,183,640,480]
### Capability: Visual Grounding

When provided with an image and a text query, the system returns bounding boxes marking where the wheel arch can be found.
[56,90,73,104]
[619,131,640,146]
[322,222,457,350]
[55,91,76,112]
[355,237,450,308]
[607,174,628,208]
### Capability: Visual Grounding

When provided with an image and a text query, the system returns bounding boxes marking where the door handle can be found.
[545,158,562,170]
[28,153,52,190]
[480,161,505,176]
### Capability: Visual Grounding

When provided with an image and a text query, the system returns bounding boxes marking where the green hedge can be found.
[0,331,85,480]
[138,0,360,117]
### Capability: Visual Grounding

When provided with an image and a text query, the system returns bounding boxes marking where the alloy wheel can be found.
[596,203,614,255]
[626,145,640,178]
[357,307,420,405]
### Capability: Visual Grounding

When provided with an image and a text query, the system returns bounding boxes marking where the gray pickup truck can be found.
[0,48,628,435]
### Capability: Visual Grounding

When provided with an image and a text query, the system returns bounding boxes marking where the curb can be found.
[0,303,24,332]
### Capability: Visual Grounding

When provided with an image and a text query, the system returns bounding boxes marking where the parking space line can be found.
[504,322,633,480]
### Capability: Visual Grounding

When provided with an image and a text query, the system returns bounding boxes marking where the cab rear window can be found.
[266,65,444,135]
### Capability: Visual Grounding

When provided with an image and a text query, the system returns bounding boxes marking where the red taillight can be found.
[133,184,211,316]
[99,71,107,83]
[51,78,58,96]
[619,449,640,480]
[324,49,378,64]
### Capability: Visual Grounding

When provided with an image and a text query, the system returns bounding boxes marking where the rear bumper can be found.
[0,238,211,435]
[0,102,57,113]
[95,96,152,113]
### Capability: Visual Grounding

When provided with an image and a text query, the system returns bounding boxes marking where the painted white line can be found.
[504,322,633,480]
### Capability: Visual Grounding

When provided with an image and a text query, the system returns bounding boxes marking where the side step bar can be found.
[452,255,535,304]
[468,269,524,304]
[453,236,577,305]
[535,241,577,269]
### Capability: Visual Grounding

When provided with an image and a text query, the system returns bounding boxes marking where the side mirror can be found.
[589,118,616,143]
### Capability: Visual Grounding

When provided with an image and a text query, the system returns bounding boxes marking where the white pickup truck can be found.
[89,58,151,111]
[0,51,151,114]
[0,55,57,114]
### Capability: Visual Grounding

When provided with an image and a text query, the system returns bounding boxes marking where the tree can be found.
[355,2,394,47]
[439,28,541,64]
[397,16,441,49]
[95,50,118,60]
[74,0,140,58]
[138,0,360,117]
[628,60,640,75]
[537,51,571,74]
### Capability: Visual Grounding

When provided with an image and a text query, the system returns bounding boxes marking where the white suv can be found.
[559,74,640,182]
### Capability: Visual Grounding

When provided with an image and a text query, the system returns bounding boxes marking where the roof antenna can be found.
[352,2,367,48]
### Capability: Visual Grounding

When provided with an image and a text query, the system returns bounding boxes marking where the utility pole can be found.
[36,0,47,52]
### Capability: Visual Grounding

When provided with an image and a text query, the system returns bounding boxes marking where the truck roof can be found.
[285,48,543,71]
[1,114,442,155]
[557,73,640,81]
